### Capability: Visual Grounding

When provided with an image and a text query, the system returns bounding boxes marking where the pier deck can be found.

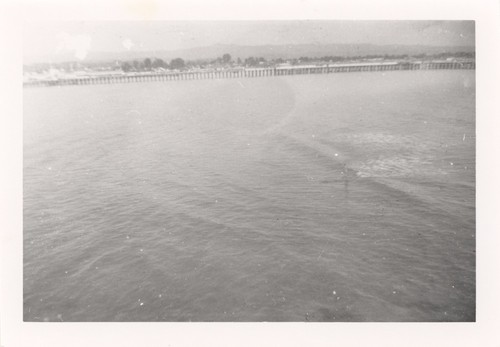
[23,60,475,87]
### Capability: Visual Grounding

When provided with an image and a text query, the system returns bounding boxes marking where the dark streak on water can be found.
[24,71,475,322]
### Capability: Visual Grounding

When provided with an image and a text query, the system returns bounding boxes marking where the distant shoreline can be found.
[23,59,475,88]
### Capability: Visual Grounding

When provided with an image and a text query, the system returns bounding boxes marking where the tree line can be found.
[118,51,476,72]
[119,54,269,72]
[23,51,475,74]
[120,57,186,72]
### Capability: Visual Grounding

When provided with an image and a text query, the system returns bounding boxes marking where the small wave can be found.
[353,156,447,178]
[268,131,350,167]
[359,176,466,221]
[330,132,419,147]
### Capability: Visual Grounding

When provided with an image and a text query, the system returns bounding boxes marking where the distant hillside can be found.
[153,43,475,61]
[26,43,475,64]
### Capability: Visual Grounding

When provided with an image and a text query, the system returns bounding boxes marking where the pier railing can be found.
[23,60,475,88]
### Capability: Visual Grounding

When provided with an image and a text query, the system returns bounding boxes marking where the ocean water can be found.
[23,70,475,322]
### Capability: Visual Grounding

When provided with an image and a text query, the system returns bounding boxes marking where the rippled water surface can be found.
[24,70,475,321]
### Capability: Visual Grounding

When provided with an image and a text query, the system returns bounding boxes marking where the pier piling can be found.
[24,60,475,87]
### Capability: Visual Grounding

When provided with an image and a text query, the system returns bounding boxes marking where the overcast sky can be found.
[24,21,475,62]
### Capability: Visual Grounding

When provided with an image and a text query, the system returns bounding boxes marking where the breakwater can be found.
[24,60,475,87]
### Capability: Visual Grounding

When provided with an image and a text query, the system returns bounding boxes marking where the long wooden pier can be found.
[23,60,475,88]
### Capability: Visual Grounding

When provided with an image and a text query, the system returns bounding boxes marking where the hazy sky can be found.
[24,21,475,62]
